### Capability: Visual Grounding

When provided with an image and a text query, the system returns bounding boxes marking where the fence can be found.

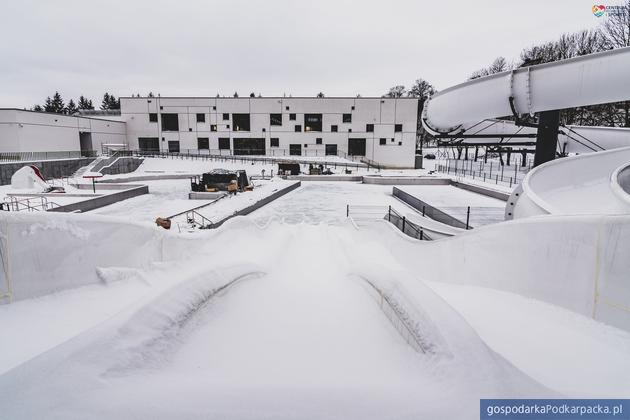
[346,204,431,241]
[392,187,470,229]
[0,150,97,162]
[113,149,381,172]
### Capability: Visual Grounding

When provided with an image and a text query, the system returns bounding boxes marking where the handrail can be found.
[115,149,377,170]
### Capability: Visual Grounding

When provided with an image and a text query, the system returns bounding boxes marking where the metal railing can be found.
[0,150,97,162]
[436,158,532,188]
[114,149,381,171]
[346,204,431,240]
[3,196,61,212]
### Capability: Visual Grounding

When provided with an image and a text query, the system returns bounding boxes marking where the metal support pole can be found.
[402,216,406,233]
[465,206,470,230]
[534,110,560,167]
[346,204,349,218]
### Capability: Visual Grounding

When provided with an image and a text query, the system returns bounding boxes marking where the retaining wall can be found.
[0,158,95,185]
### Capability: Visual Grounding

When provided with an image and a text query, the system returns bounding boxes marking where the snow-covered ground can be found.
[1,157,628,419]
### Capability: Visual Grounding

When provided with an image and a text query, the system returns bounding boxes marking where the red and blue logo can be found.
[593,4,606,17]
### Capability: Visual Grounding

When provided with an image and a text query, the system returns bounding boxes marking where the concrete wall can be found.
[48,185,149,213]
[0,109,127,154]
[0,158,95,185]
[120,97,418,168]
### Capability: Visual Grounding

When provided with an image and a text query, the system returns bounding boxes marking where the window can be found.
[197,137,209,150]
[289,113,296,121]
[348,138,366,156]
[232,113,250,131]
[222,113,229,120]
[342,113,352,123]
[168,141,180,153]
[211,124,217,132]
[161,113,179,131]
[289,144,301,155]
[270,138,279,147]
[212,106,216,110]
[304,144,308,148]
[331,125,338,132]
[294,125,302,132]
[196,113,205,123]
[149,113,158,123]
[379,138,386,145]
[398,141,403,146]
[351,105,355,110]
[218,138,230,150]
[348,128,352,133]
[366,124,374,132]
[316,138,322,145]
[325,144,338,156]
[286,106,290,111]
[270,113,282,126]
[226,124,230,129]
[395,124,403,132]
[304,114,322,132]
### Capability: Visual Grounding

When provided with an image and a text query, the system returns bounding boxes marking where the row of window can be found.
[193,137,401,149]
[150,112,402,133]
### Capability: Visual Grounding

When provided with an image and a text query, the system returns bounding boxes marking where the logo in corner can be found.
[592,4,606,17]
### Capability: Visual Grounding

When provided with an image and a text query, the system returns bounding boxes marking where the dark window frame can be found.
[196,113,205,123]
[218,137,230,150]
[304,113,322,132]
[161,113,179,131]
[270,113,282,126]
[379,138,386,145]
[331,125,338,132]
[289,113,296,121]
[222,113,229,120]
[395,124,403,132]
[342,113,352,123]
[366,124,374,132]
[197,137,209,150]
[232,113,251,132]
[270,138,280,147]
[294,125,302,132]
[149,113,158,123]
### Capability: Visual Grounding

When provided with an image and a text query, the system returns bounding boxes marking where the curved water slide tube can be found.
[422,47,630,217]
[422,46,630,134]
[506,146,630,218]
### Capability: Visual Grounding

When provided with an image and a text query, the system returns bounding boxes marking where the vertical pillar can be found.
[534,110,560,167]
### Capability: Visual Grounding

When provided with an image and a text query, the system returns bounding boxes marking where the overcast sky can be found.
[1,0,606,108]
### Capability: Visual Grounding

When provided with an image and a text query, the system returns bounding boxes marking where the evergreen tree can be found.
[32,105,43,112]
[249,92,256,97]
[65,99,78,115]
[108,94,120,110]
[317,92,325,98]
[101,92,112,110]
[78,95,94,110]
[44,96,54,112]
[233,92,239,98]
[50,92,65,113]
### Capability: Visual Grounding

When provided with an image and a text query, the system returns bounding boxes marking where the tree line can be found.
[31,92,120,114]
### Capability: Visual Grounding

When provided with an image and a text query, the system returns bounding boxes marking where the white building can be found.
[0,97,420,168]
[0,109,127,155]
[120,97,419,168]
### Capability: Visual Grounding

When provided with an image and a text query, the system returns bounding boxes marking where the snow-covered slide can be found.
[507,146,630,218]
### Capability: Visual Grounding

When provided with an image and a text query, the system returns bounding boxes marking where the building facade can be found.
[0,109,126,155]
[120,97,419,168]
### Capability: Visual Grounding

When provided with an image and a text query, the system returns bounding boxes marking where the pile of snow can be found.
[10,165,48,190]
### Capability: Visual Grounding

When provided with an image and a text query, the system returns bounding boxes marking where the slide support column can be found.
[533,110,560,167]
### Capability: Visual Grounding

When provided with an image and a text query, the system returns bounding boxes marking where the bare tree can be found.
[469,57,511,80]
[407,78,437,150]
[384,85,406,98]
[601,0,630,49]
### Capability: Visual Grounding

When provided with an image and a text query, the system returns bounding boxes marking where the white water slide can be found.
[423,46,630,218]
